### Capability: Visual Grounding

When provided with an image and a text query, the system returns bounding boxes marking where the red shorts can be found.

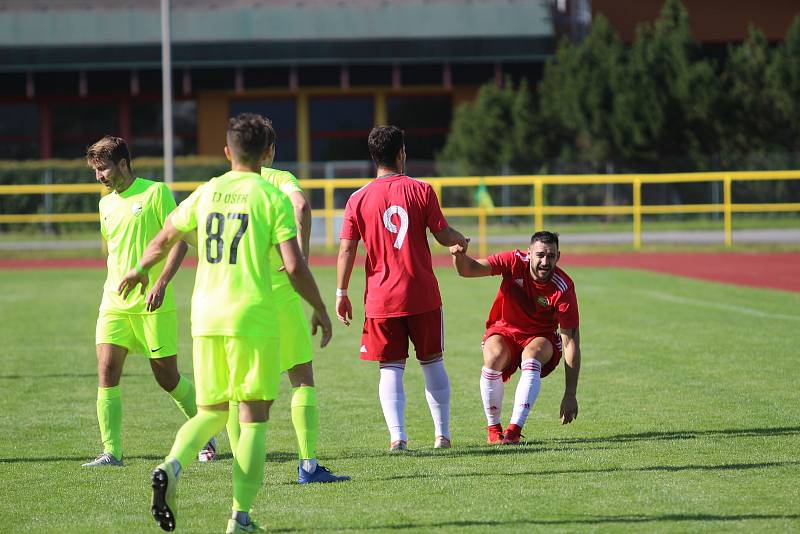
[482,326,562,382]
[360,307,444,362]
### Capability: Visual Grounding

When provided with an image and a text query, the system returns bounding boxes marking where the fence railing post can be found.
[534,179,543,231]
[325,182,335,251]
[432,181,442,204]
[478,208,487,258]
[633,178,642,249]
[723,175,732,247]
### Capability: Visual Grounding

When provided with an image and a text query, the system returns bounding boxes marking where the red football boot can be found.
[501,424,523,445]
[487,424,504,444]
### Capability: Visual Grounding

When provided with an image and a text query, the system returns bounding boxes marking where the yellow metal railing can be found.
[2,171,799,256]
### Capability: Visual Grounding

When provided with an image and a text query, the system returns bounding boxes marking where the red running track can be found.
[1,253,798,292]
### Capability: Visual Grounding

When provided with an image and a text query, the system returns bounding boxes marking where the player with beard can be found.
[449,231,581,444]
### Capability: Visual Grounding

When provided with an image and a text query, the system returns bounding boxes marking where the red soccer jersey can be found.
[340,174,449,318]
[485,250,579,335]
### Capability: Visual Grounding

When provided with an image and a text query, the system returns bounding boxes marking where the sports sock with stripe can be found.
[379,362,406,443]
[480,367,504,426]
[420,357,450,439]
[232,421,267,513]
[509,359,542,428]
[97,385,122,459]
[291,386,319,470]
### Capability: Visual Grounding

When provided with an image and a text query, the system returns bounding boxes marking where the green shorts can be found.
[277,295,313,372]
[192,335,281,406]
[95,310,178,359]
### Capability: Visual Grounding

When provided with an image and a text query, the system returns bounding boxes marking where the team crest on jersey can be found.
[537,296,550,308]
[131,202,143,216]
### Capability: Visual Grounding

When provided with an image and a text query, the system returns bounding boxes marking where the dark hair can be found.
[368,125,405,169]
[86,136,131,170]
[531,231,559,249]
[226,113,273,161]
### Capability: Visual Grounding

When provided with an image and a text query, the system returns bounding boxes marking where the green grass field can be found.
[1,265,799,533]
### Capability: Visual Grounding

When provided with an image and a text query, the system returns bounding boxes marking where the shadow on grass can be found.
[313,425,800,462]
[3,425,798,464]
[0,450,335,465]
[0,372,148,379]
[268,513,800,532]
[546,426,800,445]
[370,460,800,483]
[0,454,168,464]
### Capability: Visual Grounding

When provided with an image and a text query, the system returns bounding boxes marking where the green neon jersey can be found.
[170,170,297,337]
[99,177,176,314]
[261,167,304,297]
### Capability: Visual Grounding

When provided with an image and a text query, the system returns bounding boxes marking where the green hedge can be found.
[0,157,229,232]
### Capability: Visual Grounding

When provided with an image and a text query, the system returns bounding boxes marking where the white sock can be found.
[301,458,317,474]
[509,359,541,428]
[379,362,406,442]
[420,356,450,439]
[480,367,504,425]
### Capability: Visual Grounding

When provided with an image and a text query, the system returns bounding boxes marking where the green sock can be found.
[168,376,198,420]
[232,421,267,513]
[227,402,240,457]
[167,408,227,468]
[291,386,318,460]
[97,386,122,459]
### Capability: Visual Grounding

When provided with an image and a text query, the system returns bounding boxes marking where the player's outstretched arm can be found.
[145,239,188,312]
[278,238,332,348]
[335,238,358,326]
[118,218,185,299]
[559,326,581,425]
[449,242,491,278]
[432,226,468,249]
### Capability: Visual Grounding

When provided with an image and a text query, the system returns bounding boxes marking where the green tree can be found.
[618,0,719,171]
[719,25,788,169]
[437,82,513,176]
[768,15,800,164]
[538,14,626,170]
[438,78,543,175]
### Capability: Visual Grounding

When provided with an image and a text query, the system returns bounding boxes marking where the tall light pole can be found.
[161,0,174,184]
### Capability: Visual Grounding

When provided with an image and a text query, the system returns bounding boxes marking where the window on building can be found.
[87,70,131,94]
[309,96,373,164]
[131,100,197,157]
[192,68,234,91]
[387,94,452,160]
[52,102,118,159]
[350,65,392,86]
[298,66,340,87]
[0,104,39,159]
[35,72,79,97]
[400,65,442,86]
[243,67,290,89]
[229,98,297,163]
[0,73,27,98]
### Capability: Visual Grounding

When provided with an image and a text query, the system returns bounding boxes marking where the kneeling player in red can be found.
[450,231,581,444]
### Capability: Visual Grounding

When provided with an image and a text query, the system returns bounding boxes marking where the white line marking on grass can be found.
[640,290,800,322]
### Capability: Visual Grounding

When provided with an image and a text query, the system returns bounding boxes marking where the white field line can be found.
[640,290,800,322]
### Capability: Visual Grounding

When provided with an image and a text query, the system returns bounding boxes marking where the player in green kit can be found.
[83,136,214,467]
[225,119,349,484]
[119,114,332,533]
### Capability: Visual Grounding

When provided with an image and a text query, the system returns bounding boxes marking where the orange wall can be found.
[196,91,229,157]
[593,0,800,42]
